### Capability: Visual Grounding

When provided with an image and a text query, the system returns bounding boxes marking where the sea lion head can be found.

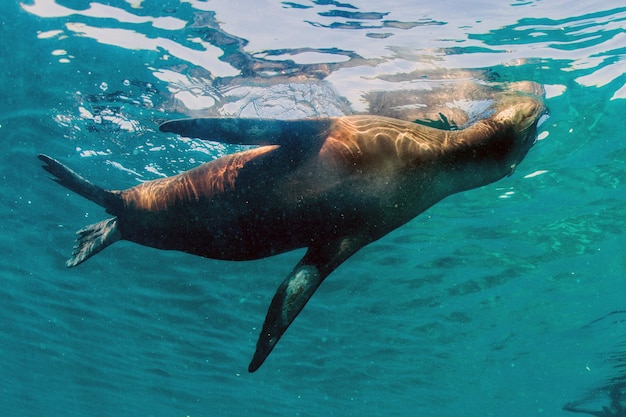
[491,92,547,176]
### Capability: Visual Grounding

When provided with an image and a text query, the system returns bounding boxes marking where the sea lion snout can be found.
[516,96,547,147]
[517,96,547,132]
[498,94,547,175]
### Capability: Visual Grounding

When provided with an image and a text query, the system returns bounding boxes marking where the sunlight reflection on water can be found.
[23,0,187,29]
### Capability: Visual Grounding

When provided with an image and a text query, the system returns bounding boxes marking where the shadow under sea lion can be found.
[39,84,546,372]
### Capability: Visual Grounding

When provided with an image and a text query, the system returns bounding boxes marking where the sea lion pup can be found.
[39,87,546,372]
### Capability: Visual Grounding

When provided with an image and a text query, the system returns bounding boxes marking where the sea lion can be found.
[39,89,546,372]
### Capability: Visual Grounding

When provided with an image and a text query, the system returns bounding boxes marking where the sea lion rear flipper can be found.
[66,218,122,267]
[38,154,124,266]
[38,154,123,213]
[159,118,333,148]
[248,235,369,372]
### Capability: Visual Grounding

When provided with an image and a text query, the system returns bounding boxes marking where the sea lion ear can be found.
[159,117,333,147]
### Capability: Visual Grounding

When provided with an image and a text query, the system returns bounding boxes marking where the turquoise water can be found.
[2,1,626,416]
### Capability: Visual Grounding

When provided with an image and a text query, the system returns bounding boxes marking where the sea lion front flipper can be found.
[248,235,369,372]
[159,117,333,147]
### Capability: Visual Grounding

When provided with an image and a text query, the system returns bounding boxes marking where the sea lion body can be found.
[119,117,438,259]
[39,90,546,372]
[118,113,526,258]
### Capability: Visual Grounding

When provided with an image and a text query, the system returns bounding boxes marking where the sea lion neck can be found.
[320,115,454,170]
[428,118,523,195]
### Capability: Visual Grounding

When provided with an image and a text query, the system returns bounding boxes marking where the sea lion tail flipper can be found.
[67,218,121,267]
[37,154,122,211]
[248,235,368,372]
[159,118,333,148]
